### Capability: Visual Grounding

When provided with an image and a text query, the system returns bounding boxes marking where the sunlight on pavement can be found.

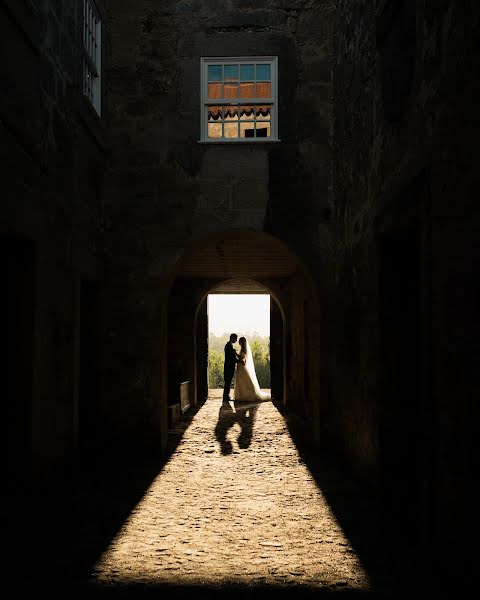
[92,392,370,590]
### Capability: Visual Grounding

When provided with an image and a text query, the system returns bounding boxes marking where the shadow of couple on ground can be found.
[214,398,265,454]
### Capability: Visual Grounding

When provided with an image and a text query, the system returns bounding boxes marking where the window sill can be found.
[197,138,281,145]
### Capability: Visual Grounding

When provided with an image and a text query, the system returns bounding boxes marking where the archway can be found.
[165,230,322,445]
[195,279,286,406]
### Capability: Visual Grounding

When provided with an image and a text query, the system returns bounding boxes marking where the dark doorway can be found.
[0,236,35,494]
[78,280,101,453]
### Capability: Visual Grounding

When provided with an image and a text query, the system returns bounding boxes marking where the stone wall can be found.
[104,0,335,449]
[333,0,479,576]
[0,0,107,484]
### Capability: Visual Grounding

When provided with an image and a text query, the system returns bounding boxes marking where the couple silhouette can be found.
[222,333,271,402]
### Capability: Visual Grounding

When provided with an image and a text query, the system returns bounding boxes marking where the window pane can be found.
[224,65,238,81]
[224,83,239,98]
[208,83,223,98]
[239,105,255,120]
[224,122,239,138]
[255,123,271,137]
[224,105,239,120]
[208,106,223,121]
[255,82,271,98]
[239,82,255,98]
[256,105,271,119]
[240,122,255,138]
[240,64,255,81]
[208,65,222,82]
[256,64,271,81]
[208,123,222,138]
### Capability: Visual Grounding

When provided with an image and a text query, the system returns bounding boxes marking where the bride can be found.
[234,337,271,401]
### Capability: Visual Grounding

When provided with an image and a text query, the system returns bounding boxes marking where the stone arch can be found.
[164,229,322,449]
[191,277,287,408]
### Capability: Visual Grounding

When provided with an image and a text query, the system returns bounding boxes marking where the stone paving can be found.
[91,391,370,591]
[2,390,426,598]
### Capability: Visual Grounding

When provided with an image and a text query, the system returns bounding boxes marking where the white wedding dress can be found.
[234,340,271,401]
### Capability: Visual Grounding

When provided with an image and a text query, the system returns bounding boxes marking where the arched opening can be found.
[165,230,321,443]
[205,292,272,397]
[194,281,285,406]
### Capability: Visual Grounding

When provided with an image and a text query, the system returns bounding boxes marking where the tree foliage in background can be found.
[208,332,270,353]
[208,349,224,388]
[208,333,270,389]
[250,340,270,388]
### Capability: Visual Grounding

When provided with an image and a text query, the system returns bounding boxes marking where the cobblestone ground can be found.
[92,391,369,591]
[2,391,425,598]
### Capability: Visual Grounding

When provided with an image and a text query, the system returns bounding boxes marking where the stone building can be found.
[1,0,478,592]
[1,0,107,483]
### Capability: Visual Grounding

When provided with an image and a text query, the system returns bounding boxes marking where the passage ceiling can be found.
[177,231,299,279]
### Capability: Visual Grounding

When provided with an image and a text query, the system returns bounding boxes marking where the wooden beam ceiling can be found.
[178,237,298,279]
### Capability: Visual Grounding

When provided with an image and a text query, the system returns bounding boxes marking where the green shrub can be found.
[208,349,225,388]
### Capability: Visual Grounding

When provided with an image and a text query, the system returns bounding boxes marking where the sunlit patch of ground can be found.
[93,391,370,590]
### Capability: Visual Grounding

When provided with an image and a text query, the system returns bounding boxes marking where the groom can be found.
[223,333,241,401]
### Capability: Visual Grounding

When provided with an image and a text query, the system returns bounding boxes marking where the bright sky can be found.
[208,294,270,337]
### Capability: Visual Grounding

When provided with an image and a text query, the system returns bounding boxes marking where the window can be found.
[200,57,278,142]
[83,0,102,115]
